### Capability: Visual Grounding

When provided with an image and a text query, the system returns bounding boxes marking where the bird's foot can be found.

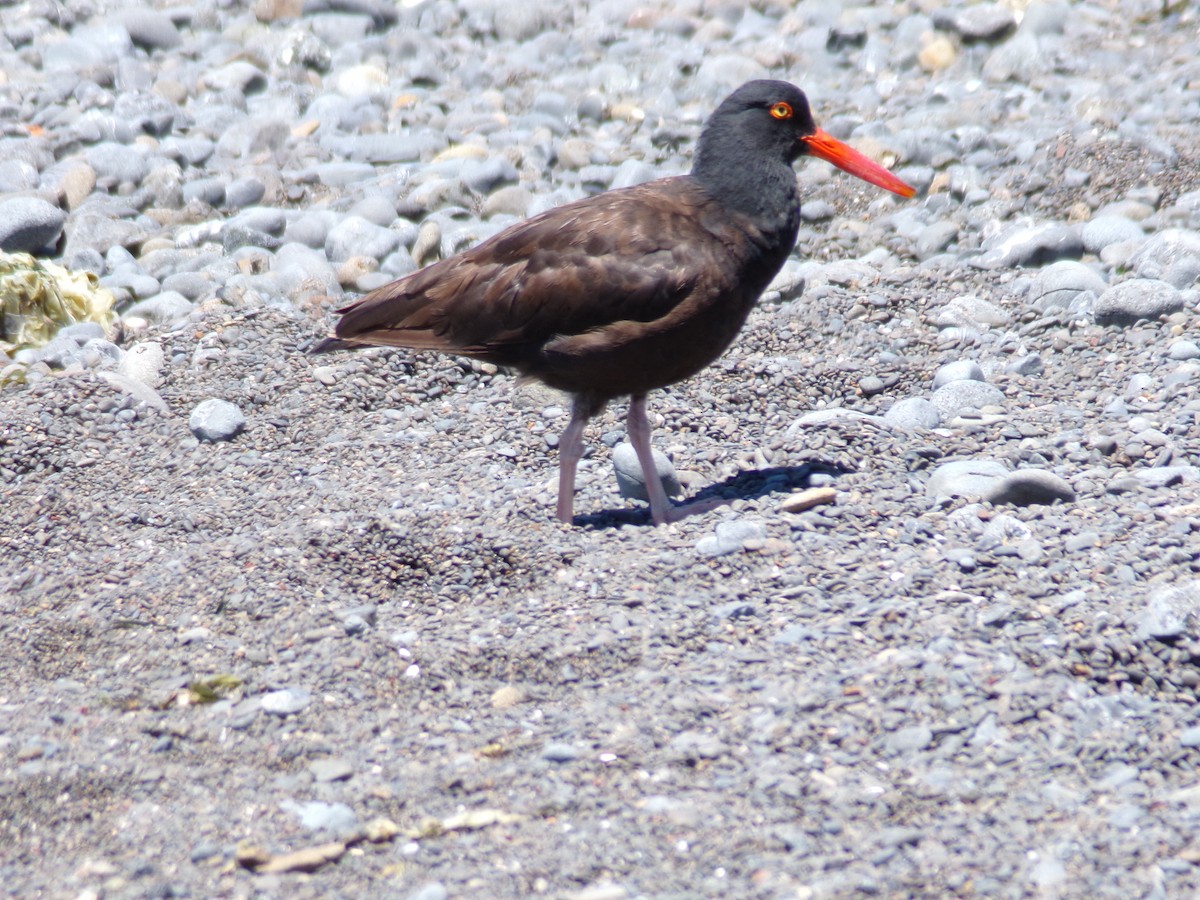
[651,495,732,526]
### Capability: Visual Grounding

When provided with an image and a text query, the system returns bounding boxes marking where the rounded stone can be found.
[930,380,1006,419]
[118,341,165,388]
[612,443,682,501]
[1028,260,1107,310]
[1168,340,1200,361]
[1094,279,1185,326]
[1081,215,1144,254]
[325,216,401,263]
[123,291,194,325]
[85,142,149,186]
[932,360,986,390]
[189,399,247,442]
[927,460,1009,500]
[696,519,768,557]
[982,470,1076,507]
[1127,229,1200,289]
[884,397,941,431]
[0,198,66,253]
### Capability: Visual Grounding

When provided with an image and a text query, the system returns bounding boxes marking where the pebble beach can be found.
[4,0,1200,896]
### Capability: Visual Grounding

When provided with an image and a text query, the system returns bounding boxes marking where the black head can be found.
[691,79,915,206]
[693,80,817,177]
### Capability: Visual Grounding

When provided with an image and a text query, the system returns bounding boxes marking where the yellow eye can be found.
[770,102,793,120]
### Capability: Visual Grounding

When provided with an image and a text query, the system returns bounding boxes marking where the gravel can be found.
[5,0,1200,897]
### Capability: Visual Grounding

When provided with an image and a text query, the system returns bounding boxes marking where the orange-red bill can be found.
[801,128,915,198]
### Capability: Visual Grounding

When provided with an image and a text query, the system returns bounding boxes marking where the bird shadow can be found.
[575,460,847,529]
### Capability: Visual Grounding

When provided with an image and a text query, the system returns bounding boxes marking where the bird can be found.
[311,80,915,525]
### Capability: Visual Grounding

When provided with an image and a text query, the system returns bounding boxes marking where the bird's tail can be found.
[305,336,365,354]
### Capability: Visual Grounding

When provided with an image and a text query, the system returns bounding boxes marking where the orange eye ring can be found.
[770,102,793,120]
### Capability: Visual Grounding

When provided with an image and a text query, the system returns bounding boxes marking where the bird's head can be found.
[695,80,915,199]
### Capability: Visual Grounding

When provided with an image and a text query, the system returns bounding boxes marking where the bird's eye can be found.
[770,102,793,120]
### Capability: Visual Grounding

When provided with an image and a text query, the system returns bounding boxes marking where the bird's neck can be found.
[691,141,801,235]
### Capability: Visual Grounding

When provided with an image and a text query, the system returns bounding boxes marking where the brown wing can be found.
[325,177,720,367]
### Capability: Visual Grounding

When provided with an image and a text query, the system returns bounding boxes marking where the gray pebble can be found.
[224,177,266,209]
[64,214,137,262]
[1094,279,1185,326]
[1135,582,1200,641]
[1081,215,1144,254]
[983,470,1076,506]
[1006,354,1044,376]
[935,295,1011,329]
[789,408,885,431]
[462,157,518,194]
[260,687,311,716]
[86,142,148,187]
[97,371,168,413]
[610,159,658,190]
[801,199,836,222]
[189,843,221,864]
[1127,229,1200,289]
[284,800,358,834]
[182,177,226,207]
[886,725,933,755]
[222,224,279,254]
[884,397,941,431]
[159,272,214,300]
[982,33,1043,83]
[1129,465,1199,488]
[348,196,398,228]
[325,216,401,263]
[934,4,1016,41]
[162,136,215,167]
[102,265,161,299]
[932,360,985,390]
[858,375,885,396]
[115,9,182,50]
[482,186,532,218]
[612,443,681,502]
[541,742,579,763]
[34,336,82,368]
[696,519,767,557]
[189,398,246,442]
[1167,340,1200,361]
[123,291,194,325]
[980,514,1033,548]
[930,380,1005,419]
[0,159,38,193]
[1028,260,1107,311]
[113,92,178,137]
[308,758,355,782]
[284,213,336,249]
[59,321,108,344]
[118,341,165,388]
[927,460,1009,500]
[205,60,268,96]
[0,198,66,253]
[669,729,727,762]
[970,222,1082,269]
[275,243,341,299]
[915,221,959,258]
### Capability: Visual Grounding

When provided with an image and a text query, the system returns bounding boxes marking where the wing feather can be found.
[327,177,716,365]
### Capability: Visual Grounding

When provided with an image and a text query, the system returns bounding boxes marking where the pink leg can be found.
[626,395,674,525]
[556,396,602,524]
[627,394,731,526]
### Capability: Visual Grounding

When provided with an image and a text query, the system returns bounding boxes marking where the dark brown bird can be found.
[312,80,914,525]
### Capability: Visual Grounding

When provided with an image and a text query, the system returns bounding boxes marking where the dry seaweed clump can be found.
[0,251,116,356]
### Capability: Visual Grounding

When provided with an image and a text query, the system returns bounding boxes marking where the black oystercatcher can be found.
[312,80,914,525]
